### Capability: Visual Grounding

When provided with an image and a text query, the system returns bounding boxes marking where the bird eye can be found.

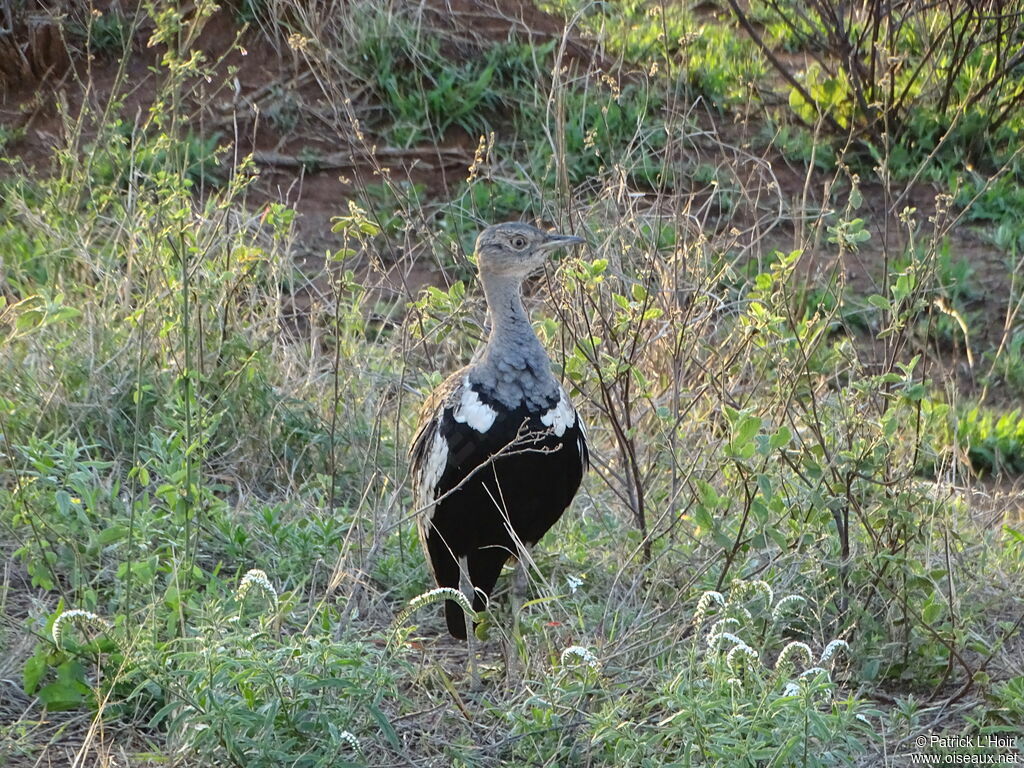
[510,236,528,249]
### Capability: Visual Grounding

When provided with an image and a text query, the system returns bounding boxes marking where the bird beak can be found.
[539,232,586,253]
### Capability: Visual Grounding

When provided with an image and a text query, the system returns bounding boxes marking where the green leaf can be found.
[723,404,740,426]
[922,601,942,624]
[1002,525,1024,543]
[93,524,128,547]
[51,306,83,323]
[38,679,87,710]
[697,479,722,509]
[861,658,880,681]
[731,413,762,450]
[23,648,48,695]
[55,489,72,516]
[38,660,89,710]
[904,383,926,401]
[766,525,789,550]
[892,272,916,302]
[16,308,44,331]
[769,425,792,451]
[751,497,770,523]
[520,595,562,610]
[694,506,715,533]
[368,702,400,748]
[713,530,734,549]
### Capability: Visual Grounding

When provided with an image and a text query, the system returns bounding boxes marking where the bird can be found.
[410,222,589,640]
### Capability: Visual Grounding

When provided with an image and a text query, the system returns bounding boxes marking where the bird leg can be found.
[513,546,531,599]
[509,548,529,639]
[458,556,482,690]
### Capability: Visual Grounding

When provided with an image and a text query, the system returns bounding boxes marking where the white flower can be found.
[782,681,801,697]
[237,568,278,610]
[776,641,813,669]
[693,590,725,626]
[771,595,807,622]
[561,645,599,669]
[798,666,829,680]
[395,587,474,628]
[52,609,111,649]
[707,617,741,638]
[819,639,850,665]
[707,631,746,650]
[565,574,584,594]
[404,587,469,613]
[726,642,758,671]
[749,580,774,606]
[337,730,360,751]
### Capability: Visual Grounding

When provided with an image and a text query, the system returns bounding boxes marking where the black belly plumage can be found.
[418,401,588,638]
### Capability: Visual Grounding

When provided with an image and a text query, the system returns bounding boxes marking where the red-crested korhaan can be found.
[410,222,589,639]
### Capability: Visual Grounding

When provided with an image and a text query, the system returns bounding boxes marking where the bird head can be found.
[474,222,585,279]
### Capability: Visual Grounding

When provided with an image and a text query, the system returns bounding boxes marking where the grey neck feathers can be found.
[469,271,560,410]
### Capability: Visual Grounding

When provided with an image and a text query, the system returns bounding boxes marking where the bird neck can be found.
[481,271,535,341]
[473,271,557,405]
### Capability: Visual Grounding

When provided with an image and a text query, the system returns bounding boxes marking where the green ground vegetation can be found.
[1,0,1023,765]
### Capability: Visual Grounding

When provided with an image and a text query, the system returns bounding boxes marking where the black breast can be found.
[419,394,588,637]
[436,401,587,546]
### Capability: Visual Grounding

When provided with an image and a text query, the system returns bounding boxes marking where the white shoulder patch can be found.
[540,386,577,437]
[452,376,498,433]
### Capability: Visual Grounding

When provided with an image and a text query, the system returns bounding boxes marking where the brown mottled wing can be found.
[409,368,467,565]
